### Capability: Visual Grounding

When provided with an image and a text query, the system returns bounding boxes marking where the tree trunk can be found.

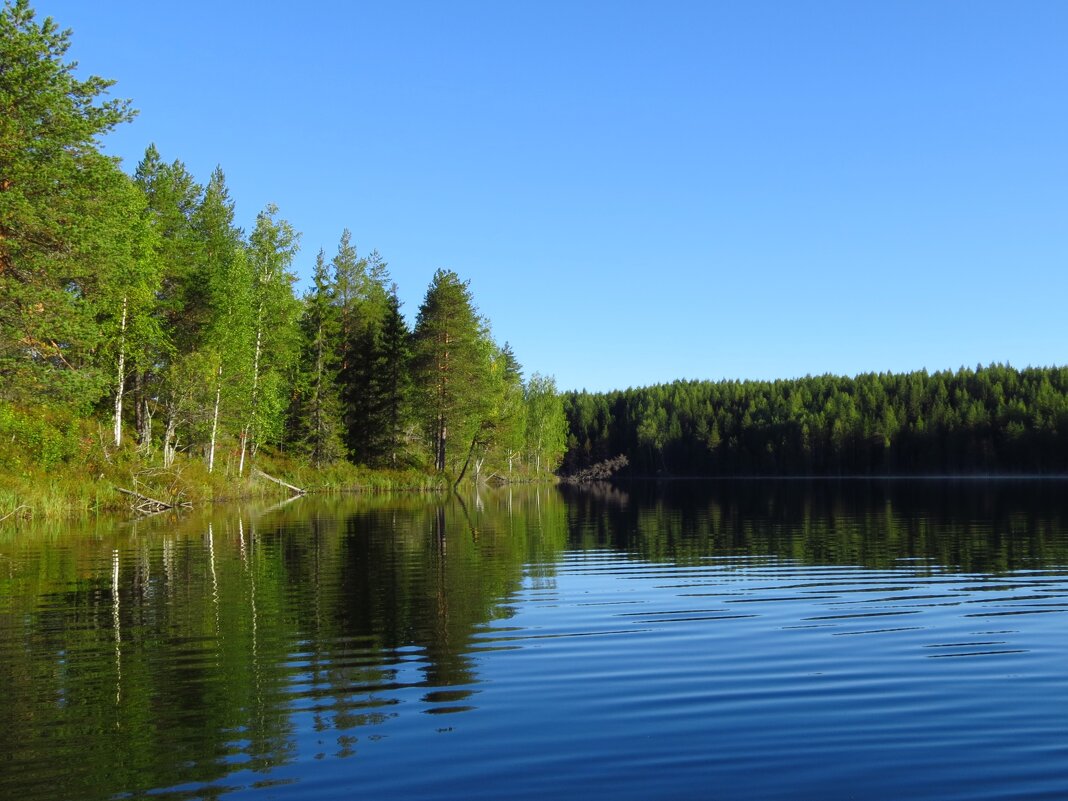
[162,411,178,468]
[454,433,479,486]
[312,322,324,467]
[436,415,447,472]
[207,364,222,473]
[239,425,248,476]
[112,296,128,447]
[246,308,264,465]
[134,370,144,440]
[138,396,153,455]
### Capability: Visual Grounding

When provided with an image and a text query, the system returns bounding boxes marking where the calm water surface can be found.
[3,481,1068,800]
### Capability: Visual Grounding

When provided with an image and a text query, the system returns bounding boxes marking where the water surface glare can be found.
[2,481,1068,800]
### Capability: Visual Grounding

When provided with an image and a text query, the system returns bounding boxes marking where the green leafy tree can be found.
[96,178,163,447]
[525,373,567,476]
[132,146,204,455]
[242,203,301,471]
[494,343,527,475]
[196,168,251,472]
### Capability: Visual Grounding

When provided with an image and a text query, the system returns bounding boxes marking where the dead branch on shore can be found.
[115,487,191,515]
[0,505,31,523]
[253,468,306,496]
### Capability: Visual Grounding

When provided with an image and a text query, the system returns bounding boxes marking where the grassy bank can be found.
[0,452,451,522]
[0,405,452,522]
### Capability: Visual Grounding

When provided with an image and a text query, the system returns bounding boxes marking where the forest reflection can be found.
[2,481,1067,800]
[563,479,1068,573]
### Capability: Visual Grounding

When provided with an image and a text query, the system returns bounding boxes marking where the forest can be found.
[563,365,1068,476]
[0,0,568,507]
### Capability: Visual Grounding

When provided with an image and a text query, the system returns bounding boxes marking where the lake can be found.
[3,480,1068,800]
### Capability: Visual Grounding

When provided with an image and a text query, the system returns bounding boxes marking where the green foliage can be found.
[0,1,558,507]
[525,372,567,475]
[291,250,346,467]
[371,288,414,466]
[336,239,393,462]
[0,403,83,471]
[246,203,302,454]
[0,0,138,404]
[411,270,494,472]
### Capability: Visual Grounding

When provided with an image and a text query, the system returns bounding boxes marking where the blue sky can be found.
[39,0,1068,392]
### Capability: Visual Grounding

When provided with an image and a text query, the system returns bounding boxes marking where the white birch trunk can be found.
[162,412,178,468]
[138,397,152,455]
[245,306,264,470]
[113,296,128,447]
[239,426,248,476]
[207,364,222,474]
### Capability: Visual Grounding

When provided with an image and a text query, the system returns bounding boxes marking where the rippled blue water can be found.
[2,482,1067,800]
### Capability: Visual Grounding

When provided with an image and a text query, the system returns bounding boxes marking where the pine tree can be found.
[411,270,492,473]
[0,0,137,405]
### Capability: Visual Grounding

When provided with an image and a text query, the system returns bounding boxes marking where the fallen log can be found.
[0,504,30,523]
[253,469,306,496]
[116,487,175,515]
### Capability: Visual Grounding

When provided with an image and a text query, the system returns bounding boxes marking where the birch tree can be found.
[195,167,246,471]
[242,204,301,472]
[132,147,203,454]
[525,373,567,475]
[96,178,162,447]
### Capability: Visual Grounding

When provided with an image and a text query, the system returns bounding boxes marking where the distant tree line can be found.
[564,366,1068,476]
[0,1,567,481]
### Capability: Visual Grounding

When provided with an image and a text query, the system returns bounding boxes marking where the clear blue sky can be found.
[39,0,1068,392]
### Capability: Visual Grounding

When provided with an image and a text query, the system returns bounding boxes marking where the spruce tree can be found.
[293,250,345,467]
[369,286,412,466]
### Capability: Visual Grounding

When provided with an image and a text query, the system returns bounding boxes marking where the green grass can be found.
[0,402,555,526]
[0,427,451,525]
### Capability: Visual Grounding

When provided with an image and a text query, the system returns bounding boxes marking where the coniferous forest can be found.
[0,0,567,511]
[563,366,1068,477]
